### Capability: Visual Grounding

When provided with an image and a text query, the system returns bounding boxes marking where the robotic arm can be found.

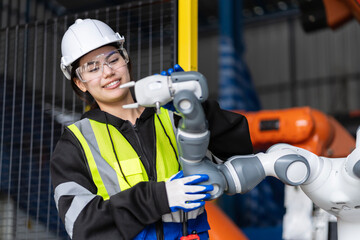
[123,71,360,239]
[268,136,360,240]
[121,71,311,198]
[121,71,227,198]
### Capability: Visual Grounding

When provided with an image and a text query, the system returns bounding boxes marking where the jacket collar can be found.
[81,107,156,127]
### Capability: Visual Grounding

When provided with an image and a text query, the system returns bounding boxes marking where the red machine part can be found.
[180,234,200,240]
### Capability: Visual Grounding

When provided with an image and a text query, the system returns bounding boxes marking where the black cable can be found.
[157,112,190,236]
[182,210,188,237]
[155,220,165,240]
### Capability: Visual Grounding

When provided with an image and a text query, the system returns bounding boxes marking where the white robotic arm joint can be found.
[218,151,310,195]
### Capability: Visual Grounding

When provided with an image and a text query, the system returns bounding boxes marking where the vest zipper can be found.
[132,123,157,181]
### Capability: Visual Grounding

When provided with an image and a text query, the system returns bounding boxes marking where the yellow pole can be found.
[178,0,198,71]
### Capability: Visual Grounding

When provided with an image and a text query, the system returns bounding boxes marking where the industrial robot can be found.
[120,71,360,240]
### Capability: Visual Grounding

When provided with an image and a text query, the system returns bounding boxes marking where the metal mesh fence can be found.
[244,16,360,115]
[0,0,177,239]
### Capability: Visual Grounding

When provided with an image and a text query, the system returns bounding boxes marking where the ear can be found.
[74,78,87,92]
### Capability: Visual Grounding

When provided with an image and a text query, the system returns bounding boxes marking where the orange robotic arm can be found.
[238,106,355,157]
[300,0,360,31]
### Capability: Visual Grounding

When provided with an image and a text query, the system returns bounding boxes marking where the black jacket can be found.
[50,100,253,239]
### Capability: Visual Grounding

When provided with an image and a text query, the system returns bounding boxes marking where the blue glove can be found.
[161,64,184,76]
[165,170,213,212]
[161,64,184,112]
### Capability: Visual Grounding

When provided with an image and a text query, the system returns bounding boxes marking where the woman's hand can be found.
[165,170,213,212]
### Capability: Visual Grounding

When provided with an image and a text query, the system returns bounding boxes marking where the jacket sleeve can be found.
[51,129,170,240]
[202,100,253,159]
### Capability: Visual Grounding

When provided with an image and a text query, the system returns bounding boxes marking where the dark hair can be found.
[70,44,132,110]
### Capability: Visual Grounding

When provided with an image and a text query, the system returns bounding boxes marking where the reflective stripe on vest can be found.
[67,108,179,200]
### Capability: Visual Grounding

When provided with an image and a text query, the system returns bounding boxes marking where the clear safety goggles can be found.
[75,48,129,82]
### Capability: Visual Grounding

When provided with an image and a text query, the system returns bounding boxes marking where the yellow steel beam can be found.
[178,0,198,71]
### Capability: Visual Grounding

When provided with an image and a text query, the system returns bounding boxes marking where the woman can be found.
[51,18,253,240]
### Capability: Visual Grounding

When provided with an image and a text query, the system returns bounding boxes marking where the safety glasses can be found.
[76,48,129,82]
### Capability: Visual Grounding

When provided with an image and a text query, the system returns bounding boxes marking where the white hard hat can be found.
[60,18,125,80]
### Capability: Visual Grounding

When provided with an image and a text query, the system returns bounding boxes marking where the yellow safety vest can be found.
[67,108,179,200]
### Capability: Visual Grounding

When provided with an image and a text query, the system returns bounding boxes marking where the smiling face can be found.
[75,45,133,109]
